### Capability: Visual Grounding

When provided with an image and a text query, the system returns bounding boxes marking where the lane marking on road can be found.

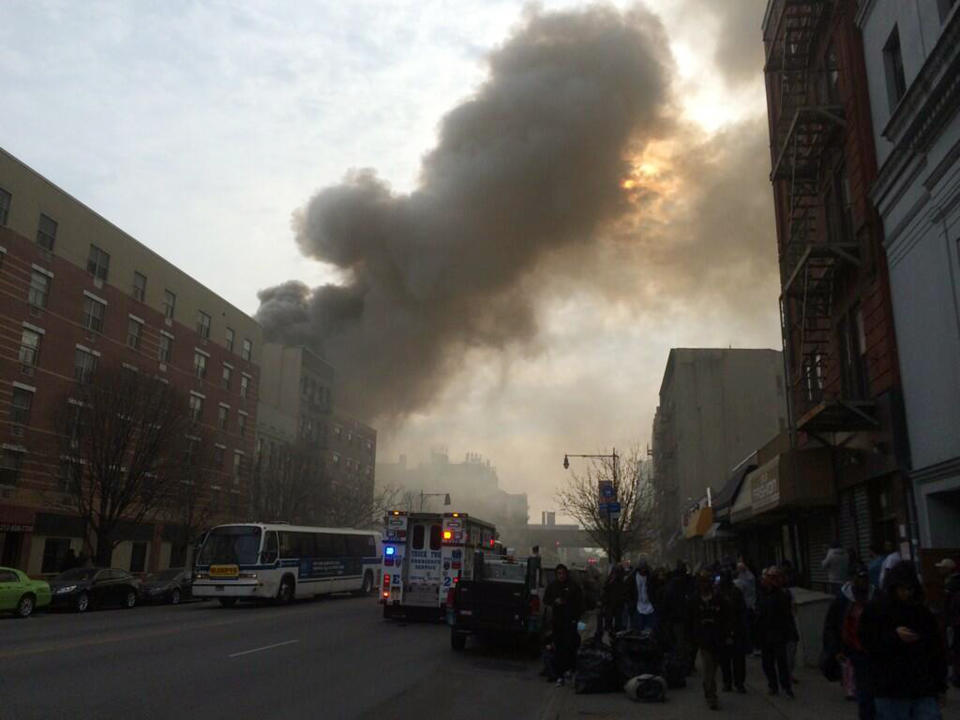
[228,639,299,658]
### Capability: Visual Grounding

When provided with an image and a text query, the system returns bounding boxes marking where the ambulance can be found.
[380,510,498,618]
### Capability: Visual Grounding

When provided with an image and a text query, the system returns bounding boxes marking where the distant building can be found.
[650,348,787,562]
[856,0,960,551]
[0,147,261,575]
[255,343,376,523]
[377,451,528,531]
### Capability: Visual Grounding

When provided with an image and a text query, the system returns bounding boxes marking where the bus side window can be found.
[429,524,441,551]
[280,531,299,558]
[261,531,279,564]
[298,532,318,558]
[412,524,425,550]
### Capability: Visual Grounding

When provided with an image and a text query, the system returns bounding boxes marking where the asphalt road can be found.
[0,595,552,720]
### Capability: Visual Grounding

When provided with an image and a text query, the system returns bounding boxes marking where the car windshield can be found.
[481,562,527,582]
[196,526,262,566]
[144,569,182,582]
[54,568,98,581]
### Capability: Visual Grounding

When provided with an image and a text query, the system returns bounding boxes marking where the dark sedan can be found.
[48,567,141,612]
[140,568,192,605]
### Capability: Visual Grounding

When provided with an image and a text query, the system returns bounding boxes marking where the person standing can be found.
[688,571,731,710]
[756,567,796,698]
[627,561,659,633]
[868,543,886,591]
[823,564,875,719]
[823,541,850,595]
[934,558,960,688]
[543,564,584,686]
[878,544,902,590]
[859,561,947,719]
[717,571,749,693]
[601,563,628,635]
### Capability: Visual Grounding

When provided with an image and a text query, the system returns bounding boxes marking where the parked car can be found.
[140,568,192,604]
[48,567,141,612]
[0,566,52,618]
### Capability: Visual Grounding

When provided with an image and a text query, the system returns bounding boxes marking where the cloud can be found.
[684,0,767,87]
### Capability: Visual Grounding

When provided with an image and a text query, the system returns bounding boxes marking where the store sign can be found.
[751,458,780,512]
[0,523,33,532]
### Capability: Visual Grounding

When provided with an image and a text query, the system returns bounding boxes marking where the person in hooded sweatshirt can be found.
[824,563,875,719]
[859,560,947,720]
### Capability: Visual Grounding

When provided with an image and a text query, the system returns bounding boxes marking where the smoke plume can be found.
[257,5,676,421]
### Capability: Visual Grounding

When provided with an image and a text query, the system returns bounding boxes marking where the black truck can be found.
[447,553,543,650]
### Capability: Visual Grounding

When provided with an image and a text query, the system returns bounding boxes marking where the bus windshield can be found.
[197,526,262,566]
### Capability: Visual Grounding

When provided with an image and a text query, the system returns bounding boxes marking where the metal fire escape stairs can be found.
[766,1,869,433]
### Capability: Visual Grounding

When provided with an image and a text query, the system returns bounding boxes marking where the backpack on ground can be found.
[613,630,663,682]
[624,674,667,702]
[663,653,686,689]
[573,637,617,694]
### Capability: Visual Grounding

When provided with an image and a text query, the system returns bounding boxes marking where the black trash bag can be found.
[663,653,687,689]
[614,630,663,682]
[573,638,617,694]
[624,674,667,702]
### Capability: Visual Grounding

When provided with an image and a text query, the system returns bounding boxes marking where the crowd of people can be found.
[539,548,960,718]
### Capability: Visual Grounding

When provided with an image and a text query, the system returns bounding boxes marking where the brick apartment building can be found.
[762,0,912,578]
[0,148,262,576]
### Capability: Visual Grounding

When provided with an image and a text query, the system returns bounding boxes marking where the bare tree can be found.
[318,482,406,529]
[556,446,656,563]
[57,366,192,566]
[157,428,217,569]
[248,441,323,524]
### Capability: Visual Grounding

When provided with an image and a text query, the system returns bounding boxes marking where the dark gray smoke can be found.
[257,5,675,421]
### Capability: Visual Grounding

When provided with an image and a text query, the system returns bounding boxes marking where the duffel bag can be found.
[574,639,617,694]
[624,674,667,703]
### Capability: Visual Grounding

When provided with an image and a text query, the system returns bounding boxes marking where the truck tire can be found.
[450,629,467,651]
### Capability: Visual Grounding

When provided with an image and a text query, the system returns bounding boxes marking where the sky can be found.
[1,0,779,518]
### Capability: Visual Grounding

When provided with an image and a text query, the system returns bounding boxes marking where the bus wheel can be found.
[218,597,237,608]
[450,630,467,651]
[277,577,294,604]
[359,571,373,596]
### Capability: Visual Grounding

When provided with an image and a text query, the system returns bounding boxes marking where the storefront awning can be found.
[702,523,737,541]
[684,506,714,539]
[730,447,836,524]
[0,504,35,533]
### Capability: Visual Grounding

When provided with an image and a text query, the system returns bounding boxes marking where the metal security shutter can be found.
[839,486,871,563]
[807,512,835,586]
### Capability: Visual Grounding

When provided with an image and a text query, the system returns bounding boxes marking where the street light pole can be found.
[562,449,620,563]
[419,490,452,511]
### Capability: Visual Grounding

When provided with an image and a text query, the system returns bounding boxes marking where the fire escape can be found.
[766,0,875,436]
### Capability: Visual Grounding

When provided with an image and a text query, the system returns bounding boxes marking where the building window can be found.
[213,446,224,469]
[28,271,50,308]
[126,319,142,349]
[132,272,147,302]
[197,311,211,339]
[129,542,147,573]
[0,448,24,485]
[241,338,252,361]
[193,352,207,379]
[59,459,81,493]
[221,365,232,389]
[74,348,98,383]
[158,334,172,363]
[217,405,228,430]
[82,296,106,333]
[237,413,246,437]
[0,187,10,225]
[189,395,203,423]
[10,387,33,425]
[87,244,110,282]
[232,453,243,483]
[37,213,57,251]
[225,327,235,352]
[41,538,70,573]
[163,290,176,320]
[239,375,249,399]
[883,26,907,111]
[19,328,41,367]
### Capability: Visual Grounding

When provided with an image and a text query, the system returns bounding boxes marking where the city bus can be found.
[193,522,381,607]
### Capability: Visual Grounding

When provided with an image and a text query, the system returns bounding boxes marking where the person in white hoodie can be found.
[822,541,850,595]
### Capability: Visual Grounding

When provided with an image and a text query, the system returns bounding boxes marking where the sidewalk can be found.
[539,649,960,720]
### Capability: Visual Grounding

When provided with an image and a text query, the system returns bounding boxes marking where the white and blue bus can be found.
[193,523,381,607]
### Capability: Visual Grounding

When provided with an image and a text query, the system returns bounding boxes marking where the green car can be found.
[0,566,51,618]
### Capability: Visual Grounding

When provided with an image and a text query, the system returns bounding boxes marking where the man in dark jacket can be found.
[823,563,875,719]
[662,563,695,672]
[688,571,731,710]
[626,560,661,633]
[601,563,628,635]
[756,567,796,697]
[717,571,749,694]
[859,561,947,719]
[543,564,584,685]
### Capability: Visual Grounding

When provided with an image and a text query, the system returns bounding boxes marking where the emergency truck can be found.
[380,510,498,618]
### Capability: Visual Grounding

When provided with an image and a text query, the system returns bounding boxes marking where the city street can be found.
[0,596,551,720]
